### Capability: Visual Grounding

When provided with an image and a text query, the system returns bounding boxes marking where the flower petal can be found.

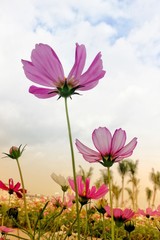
[15,191,23,198]
[68,178,75,191]
[29,86,58,99]
[9,178,14,189]
[90,184,108,199]
[116,137,138,157]
[92,127,112,156]
[13,182,21,192]
[79,52,106,91]
[67,43,86,81]
[75,139,101,163]
[22,43,64,87]
[0,181,8,191]
[85,178,91,196]
[77,176,84,196]
[22,60,54,87]
[111,129,126,155]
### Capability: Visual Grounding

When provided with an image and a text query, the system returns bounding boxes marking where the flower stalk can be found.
[107,167,114,240]
[64,97,80,239]
[16,158,32,233]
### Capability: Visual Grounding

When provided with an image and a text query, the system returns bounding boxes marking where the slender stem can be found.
[128,232,131,240]
[64,97,80,239]
[16,158,32,233]
[84,204,88,237]
[107,167,114,240]
[102,213,106,240]
[63,205,83,240]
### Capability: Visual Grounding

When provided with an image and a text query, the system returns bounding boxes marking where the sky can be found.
[0,0,160,208]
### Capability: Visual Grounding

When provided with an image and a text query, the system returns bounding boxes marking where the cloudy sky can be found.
[0,0,160,208]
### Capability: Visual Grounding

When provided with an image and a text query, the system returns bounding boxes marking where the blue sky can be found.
[0,0,160,208]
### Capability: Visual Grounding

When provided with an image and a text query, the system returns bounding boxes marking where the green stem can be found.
[63,205,83,240]
[107,167,114,240]
[16,158,32,234]
[84,204,88,237]
[64,97,80,239]
[102,213,106,240]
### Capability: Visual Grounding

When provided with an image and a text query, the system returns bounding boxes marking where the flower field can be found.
[0,42,159,240]
[1,187,160,239]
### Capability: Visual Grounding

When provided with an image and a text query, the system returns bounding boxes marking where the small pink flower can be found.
[22,43,106,99]
[0,178,26,198]
[68,176,108,205]
[137,207,158,218]
[0,226,14,233]
[76,127,137,167]
[105,206,135,226]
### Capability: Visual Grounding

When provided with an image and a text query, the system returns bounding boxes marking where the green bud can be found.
[3,144,26,160]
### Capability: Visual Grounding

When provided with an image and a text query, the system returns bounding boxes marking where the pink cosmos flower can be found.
[22,43,106,99]
[68,175,108,205]
[105,206,135,226]
[0,178,26,198]
[137,207,158,218]
[76,127,137,167]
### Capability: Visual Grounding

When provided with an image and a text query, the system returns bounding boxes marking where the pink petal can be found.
[9,178,14,189]
[77,176,84,196]
[79,52,106,91]
[0,181,8,191]
[0,226,14,233]
[75,139,101,163]
[92,127,112,156]
[91,184,108,199]
[22,43,64,86]
[116,137,137,157]
[85,178,90,194]
[31,44,64,82]
[88,185,97,198]
[22,60,55,87]
[13,182,21,192]
[29,86,58,99]
[67,43,86,81]
[15,191,23,198]
[113,208,122,218]
[68,178,75,191]
[111,129,126,154]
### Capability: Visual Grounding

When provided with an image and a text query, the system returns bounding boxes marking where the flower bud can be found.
[3,145,26,159]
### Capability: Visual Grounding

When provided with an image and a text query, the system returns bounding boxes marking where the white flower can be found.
[51,173,69,192]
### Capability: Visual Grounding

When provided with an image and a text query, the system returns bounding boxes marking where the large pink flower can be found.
[68,176,108,205]
[76,127,137,167]
[22,43,106,99]
[0,178,26,198]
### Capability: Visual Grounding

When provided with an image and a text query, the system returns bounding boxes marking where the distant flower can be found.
[76,127,137,167]
[105,206,135,227]
[22,43,106,99]
[0,178,26,198]
[137,207,158,218]
[68,175,108,205]
[0,226,14,234]
[3,145,26,160]
[51,172,69,192]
